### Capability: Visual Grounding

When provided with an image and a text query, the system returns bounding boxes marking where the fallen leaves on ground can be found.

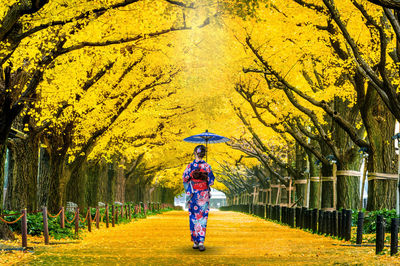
[4,211,400,265]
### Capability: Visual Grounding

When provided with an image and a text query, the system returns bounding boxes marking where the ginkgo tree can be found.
[214,0,400,210]
[0,0,214,213]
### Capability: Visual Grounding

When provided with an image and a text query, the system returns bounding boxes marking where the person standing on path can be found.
[182,145,215,252]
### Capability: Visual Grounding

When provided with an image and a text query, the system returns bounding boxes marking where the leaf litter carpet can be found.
[25,210,399,265]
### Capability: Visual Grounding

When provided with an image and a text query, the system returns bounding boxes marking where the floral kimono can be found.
[182,159,215,244]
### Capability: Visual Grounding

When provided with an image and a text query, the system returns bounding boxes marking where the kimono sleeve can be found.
[182,163,193,195]
[206,164,215,187]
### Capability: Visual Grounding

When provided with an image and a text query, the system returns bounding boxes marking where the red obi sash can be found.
[191,179,208,190]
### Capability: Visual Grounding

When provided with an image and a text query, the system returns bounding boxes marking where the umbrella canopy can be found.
[183,130,230,144]
[183,130,230,161]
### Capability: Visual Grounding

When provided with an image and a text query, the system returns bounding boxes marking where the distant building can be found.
[174,188,227,210]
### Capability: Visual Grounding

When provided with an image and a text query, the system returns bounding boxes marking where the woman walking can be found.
[182,145,215,251]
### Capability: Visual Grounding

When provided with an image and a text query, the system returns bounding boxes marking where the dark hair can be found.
[194,145,206,159]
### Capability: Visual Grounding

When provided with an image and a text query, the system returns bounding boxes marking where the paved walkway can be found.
[26,211,398,265]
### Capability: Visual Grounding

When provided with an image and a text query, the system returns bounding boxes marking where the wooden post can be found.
[60,207,65,229]
[125,205,128,219]
[96,207,100,229]
[326,211,331,235]
[390,218,399,256]
[332,163,337,210]
[341,209,346,239]
[318,210,323,234]
[356,211,364,244]
[376,215,384,254]
[338,211,343,239]
[75,208,79,236]
[21,209,27,248]
[318,167,322,210]
[295,207,300,227]
[345,210,352,241]
[112,205,115,227]
[87,208,92,232]
[312,209,318,233]
[42,207,49,245]
[115,208,119,224]
[128,204,132,220]
[332,211,337,236]
[106,204,109,228]
[288,179,292,206]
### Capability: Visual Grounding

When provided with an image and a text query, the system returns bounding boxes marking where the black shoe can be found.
[193,242,199,249]
[199,244,205,252]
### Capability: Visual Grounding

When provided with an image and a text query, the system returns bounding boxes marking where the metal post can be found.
[42,207,49,245]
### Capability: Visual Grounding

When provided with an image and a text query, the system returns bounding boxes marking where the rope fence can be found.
[47,208,62,218]
[222,203,400,257]
[79,210,89,223]
[65,211,78,224]
[0,214,25,224]
[0,202,174,249]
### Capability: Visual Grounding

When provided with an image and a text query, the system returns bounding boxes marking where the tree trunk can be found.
[107,162,116,204]
[65,162,87,208]
[321,165,334,209]
[47,152,66,213]
[85,161,101,207]
[0,145,14,240]
[115,163,125,203]
[160,187,174,205]
[0,144,6,209]
[38,147,51,208]
[362,89,397,210]
[309,179,319,208]
[5,135,39,211]
[96,161,108,204]
[295,183,306,207]
[333,97,362,210]
[307,151,319,209]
